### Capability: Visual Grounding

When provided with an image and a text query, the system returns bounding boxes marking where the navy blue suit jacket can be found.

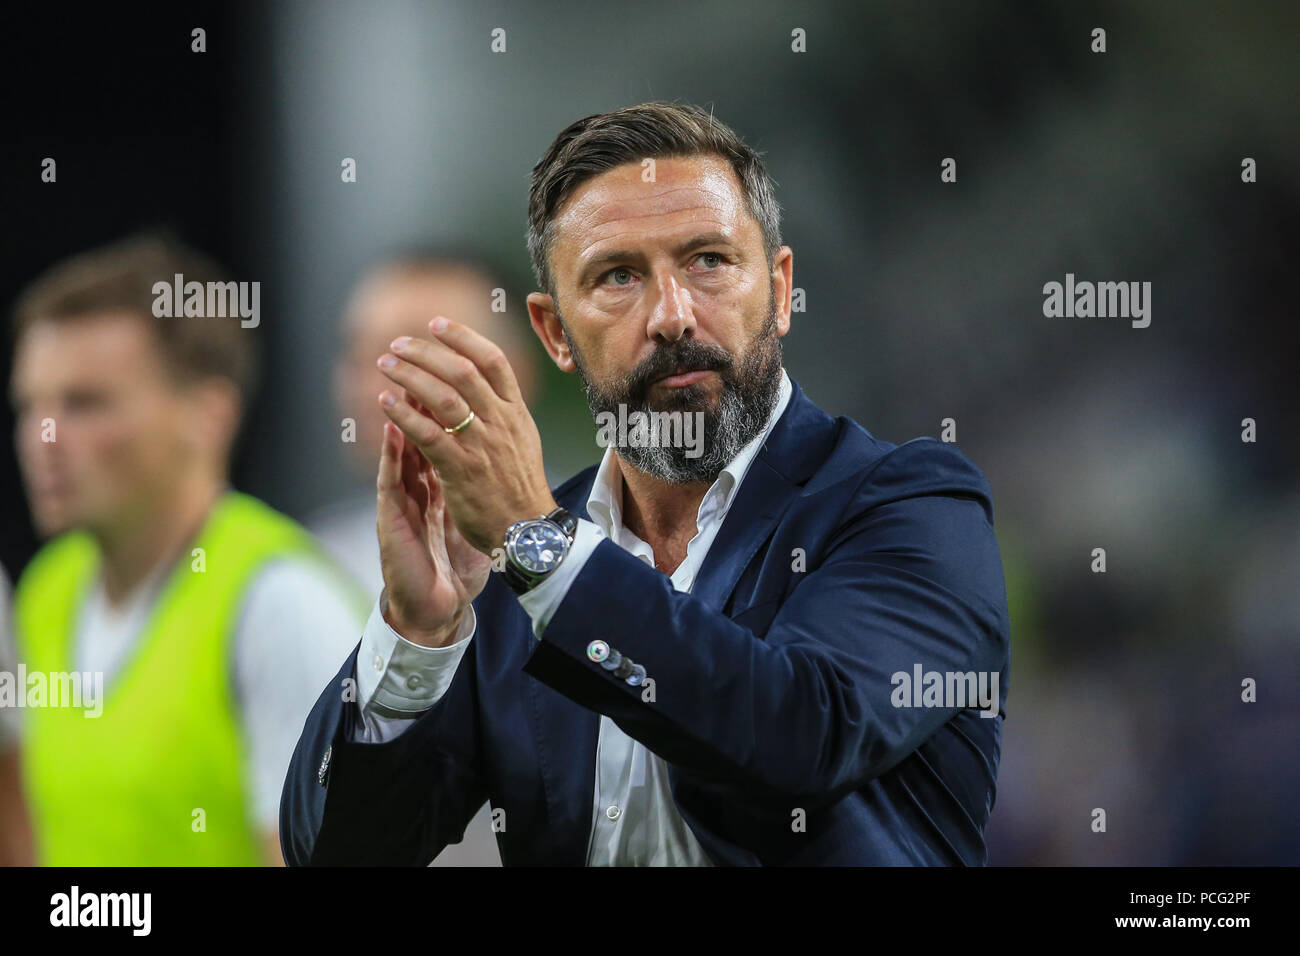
[281,379,1010,865]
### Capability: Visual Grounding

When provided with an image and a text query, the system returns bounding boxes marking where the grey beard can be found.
[613,371,778,483]
[562,290,783,485]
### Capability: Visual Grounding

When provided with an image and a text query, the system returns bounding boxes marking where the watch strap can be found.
[502,559,533,595]
[546,507,578,540]
[502,508,577,595]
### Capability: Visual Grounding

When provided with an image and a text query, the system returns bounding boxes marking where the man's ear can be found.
[526,291,576,373]
[181,378,242,462]
[771,245,794,338]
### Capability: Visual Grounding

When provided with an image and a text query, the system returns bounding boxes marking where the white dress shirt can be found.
[355,368,793,866]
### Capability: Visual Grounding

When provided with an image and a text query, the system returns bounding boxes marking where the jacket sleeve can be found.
[279,642,488,866]
[521,439,1010,809]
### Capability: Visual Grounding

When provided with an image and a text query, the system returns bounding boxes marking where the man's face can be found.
[538,153,791,482]
[335,267,534,471]
[10,314,198,538]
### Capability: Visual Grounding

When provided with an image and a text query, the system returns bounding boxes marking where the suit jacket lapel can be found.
[690,379,834,613]
[688,455,797,612]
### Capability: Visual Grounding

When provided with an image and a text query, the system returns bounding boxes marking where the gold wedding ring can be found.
[445,410,476,434]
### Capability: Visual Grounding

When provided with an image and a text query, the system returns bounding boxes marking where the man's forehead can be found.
[554,155,750,255]
[353,267,487,309]
[14,313,160,387]
[347,268,493,333]
[22,311,154,350]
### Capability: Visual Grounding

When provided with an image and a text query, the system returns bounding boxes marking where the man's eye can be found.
[696,253,724,269]
[65,393,108,413]
[604,268,634,286]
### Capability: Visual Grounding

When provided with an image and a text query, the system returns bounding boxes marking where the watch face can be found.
[509,521,567,575]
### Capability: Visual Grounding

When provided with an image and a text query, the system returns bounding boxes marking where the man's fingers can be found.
[378,422,422,515]
[378,353,479,432]
[377,423,415,539]
[417,448,444,508]
[399,430,431,515]
[378,389,458,466]
[406,389,432,420]
[377,421,402,496]
[381,336,499,425]
[428,317,522,404]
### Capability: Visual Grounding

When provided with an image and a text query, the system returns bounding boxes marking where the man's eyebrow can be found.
[578,232,736,281]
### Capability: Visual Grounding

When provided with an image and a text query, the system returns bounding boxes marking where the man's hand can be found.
[376,416,492,647]
[376,317,557,554]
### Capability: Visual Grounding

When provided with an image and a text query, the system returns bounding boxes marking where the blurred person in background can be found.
[0,564,35,865]
[7,234,366,865]
[310,252,538,866]
[313,252,538,594]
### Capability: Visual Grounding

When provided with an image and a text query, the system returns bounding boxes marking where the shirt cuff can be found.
[355,589,476,718]
[516,518,605,638]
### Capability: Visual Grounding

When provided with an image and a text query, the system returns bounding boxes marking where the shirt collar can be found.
[586,367,793,538]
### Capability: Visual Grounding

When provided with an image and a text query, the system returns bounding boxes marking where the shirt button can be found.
[406,673,422,690]
[605,805,622,821]
[372,654,384,671]
[586,640,610,663]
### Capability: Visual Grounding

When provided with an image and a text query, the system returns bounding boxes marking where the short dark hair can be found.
[526,101,782,300]
[11,232,259,405]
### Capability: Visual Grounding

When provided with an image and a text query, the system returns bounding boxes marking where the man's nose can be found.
[645,273,697,344]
